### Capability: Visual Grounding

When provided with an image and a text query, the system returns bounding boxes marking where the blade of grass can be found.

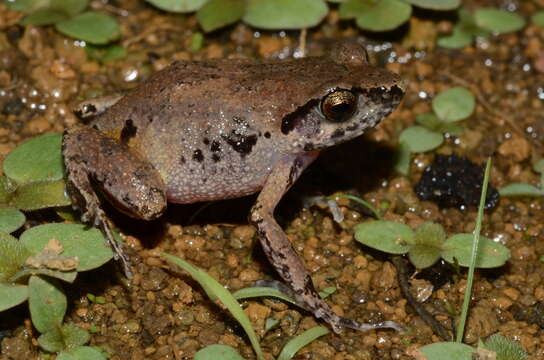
[162,253,265,360]
[277,326,330,360]
[455,157,491,342]
[327,194,383,220]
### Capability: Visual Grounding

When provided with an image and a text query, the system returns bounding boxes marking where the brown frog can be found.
[62,42,405,333]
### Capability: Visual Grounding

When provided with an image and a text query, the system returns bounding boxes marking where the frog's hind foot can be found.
[339,317,405,333]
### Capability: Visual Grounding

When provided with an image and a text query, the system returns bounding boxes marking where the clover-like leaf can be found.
[0,207,25,233]
[403,0,460,10]
[21,223,113,272]
[432,86,475,122]
[339,0,411,32]
[0,282,28,312]
[194,345,246,360]
[145,0,207,13]
[474,8,525,34]
[354,220,414,254]
[3,133,64,185]
[244,0,328,30]
[399,126,443,153]
[442,234,510,268]
[56,12,120,45]
[28,275,67,333]
[197,0,245,32]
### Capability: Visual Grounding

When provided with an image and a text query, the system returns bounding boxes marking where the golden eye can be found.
[320,90,357,123]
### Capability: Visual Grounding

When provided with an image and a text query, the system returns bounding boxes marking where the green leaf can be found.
[57,346,107,360]
[10,267,77,284]
[437,26,474,48]
[393,142,411,176]
[278,326,330,360]
[403,0,460,10]
[3,133,64,185]
[10,179,71,211]
[0,207,25,233]
[22,7,70,25]
[61,324,90,349]
[474,8,526,34]
[38,327,65,352]
[0,232,31,281]
[0,176,16,203]
[145,0,207,13]
[233,286,300,307]
[409,222,447,269]
[418,342,474,359]
[481,334,528,360]
[339,0,411,32]
[6,0,44,12]
[190,32,205,52]
[499,183,544,197]
[0,282,28,311]
[28,275,67,333]
[399,126,443,153]
[432,86,475,122]
[85,44,127,63]
[244,0,328,30]
[162,253,265,360]
[318,286,336,299]
[194,344,245,360]
[56,12,120,45]
[416,112,442,131]
[197,0,245,32]
[21,223,114,272]
[532,11,544,27]
[532,159,544,174]
[442,234,510,268]
[51,0,88,15]
[353,220,414,254]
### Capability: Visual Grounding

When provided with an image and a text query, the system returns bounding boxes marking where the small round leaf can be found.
[145,0,207,13]
[244,0,328,30]
[57,346,107,360]
[339,0,411,32]
[0,207,26,233]
[437,26,474,49]
[61,324,90,349]
[403,0,460,10]
[354,220,414,254]
[532,11,544,26]
[442,234,510,268]
[432,86,475,122]
[474,8,525,34]
[197,0,245,32]
[28,275,67,333]
[56,12,120,45]
[3,133,64,185]
[399,126,443,153]
[38,327,64,353]
[11,179,71,211]
[21,223,113,272]
[0,283,28,312]
[194,345,246,360]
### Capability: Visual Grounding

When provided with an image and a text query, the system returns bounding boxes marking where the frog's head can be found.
[281,42,405,153]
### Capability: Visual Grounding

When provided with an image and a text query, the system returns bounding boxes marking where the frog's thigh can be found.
[63,126,167,222]
[249,153,347,333]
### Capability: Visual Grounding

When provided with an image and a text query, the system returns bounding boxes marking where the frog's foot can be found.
[250,153,403,334]
[63,126,167,278]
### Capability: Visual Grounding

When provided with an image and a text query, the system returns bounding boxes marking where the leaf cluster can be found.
[438,7,526,49]
[395,86,475,175]
[0,134,113,357]
[7,0,120,44]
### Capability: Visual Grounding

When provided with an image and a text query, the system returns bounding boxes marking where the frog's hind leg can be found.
[62,126,167,277]
[249,153,403,333]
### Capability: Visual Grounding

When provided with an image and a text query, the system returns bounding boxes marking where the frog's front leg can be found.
[62,126,167,277]
[250,154,403,333]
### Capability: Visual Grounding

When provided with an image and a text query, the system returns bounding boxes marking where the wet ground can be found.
[1,0,544,359]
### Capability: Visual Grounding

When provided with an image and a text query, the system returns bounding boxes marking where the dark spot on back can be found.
[303,143,314,151]
[221,131,258,156]
[192,149,204,162]
[264,132,271,138]
[120,119,138,144]
[346,123,359,132]
[203,138,210,145]
[211,141,221,152]
[180,155,186,164]
[92,124,99,130]
[331,128,345,138]
[212,153,221,162]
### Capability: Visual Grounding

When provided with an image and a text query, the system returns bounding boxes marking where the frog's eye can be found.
[320,90,357,123]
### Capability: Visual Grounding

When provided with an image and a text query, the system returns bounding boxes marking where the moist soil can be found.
[1,0,544,359]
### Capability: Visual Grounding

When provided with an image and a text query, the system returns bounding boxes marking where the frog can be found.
[62,41,405,334]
